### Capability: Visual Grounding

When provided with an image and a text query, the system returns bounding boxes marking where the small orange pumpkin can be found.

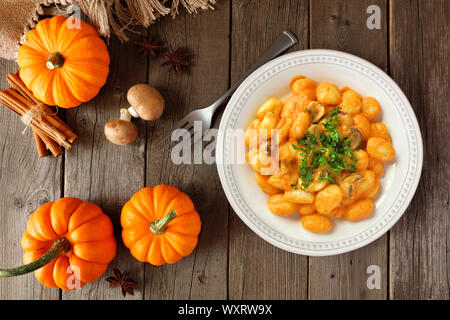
[0,198,116,290]
[121,185,201,266]
[17,16,110,108]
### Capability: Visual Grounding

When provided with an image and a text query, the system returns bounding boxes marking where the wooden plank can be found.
[0,60,61,299]
[308,0,388,299]
[62,32,147,299]
[389,0,449,300]
[228,0,309,300]
[310,0,388,70]
[144,1,230,300]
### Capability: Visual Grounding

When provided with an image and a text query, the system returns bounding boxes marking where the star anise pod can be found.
[162,47,190,72]
[135,34,163,57]
[106,268,138,297]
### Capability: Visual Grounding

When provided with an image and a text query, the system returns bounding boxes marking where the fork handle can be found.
[209,30,298,114]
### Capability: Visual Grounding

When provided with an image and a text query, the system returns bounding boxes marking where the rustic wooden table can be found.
[0,0,448,300]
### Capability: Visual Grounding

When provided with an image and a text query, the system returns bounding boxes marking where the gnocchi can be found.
[244,118,260,148]
[363,179,381,199]
[267,162,299,191]
[370,122,392,143]
[284,188,315,204]
[340,88,362,115]
[343,199,375,221]
[315,185,344,215]
[301,214,333,233]
[279,141,298,162]
[355,170,376,199]
[257,98,283,119]
[245,76,395,234]
[267,194,298,216]
[317,82,342,105]
[255,174,280,195]
[297,203,316,215]
[354,150,369,171]
[274,118,293,144]
[367,137,395,161]
[281,95,310,118]
[361,97,381,121]
[352,114,371,141]
[260,112,279,138]
[289,112,311,140]
[368,156,384,177]
[291,77,318,100]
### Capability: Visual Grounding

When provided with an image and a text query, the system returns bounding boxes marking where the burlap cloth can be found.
[0,0,216,61]
[0,0,74,60]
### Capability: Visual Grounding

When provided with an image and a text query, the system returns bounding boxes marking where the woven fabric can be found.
[0,0,42,60]
[0,0,216,61]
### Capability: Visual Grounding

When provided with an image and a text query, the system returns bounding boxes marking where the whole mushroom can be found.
[104,108,138,145]
[126,83,165,121]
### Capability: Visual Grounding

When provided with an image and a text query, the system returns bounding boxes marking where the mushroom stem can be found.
[120,108,132,122]
[127,106,139,118]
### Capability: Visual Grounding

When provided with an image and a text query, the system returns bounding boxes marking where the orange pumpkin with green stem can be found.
[0,198,116,289]
[121,185,201,266]
[17,16,110,108]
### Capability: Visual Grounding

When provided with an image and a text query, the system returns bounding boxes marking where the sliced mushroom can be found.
[104,108,139,145]
[306,101,326,123]
[347,127,362,150]
[259,138,272,155]
[307,124,324,141]
[338,172,364,199]
[299,168,330,192]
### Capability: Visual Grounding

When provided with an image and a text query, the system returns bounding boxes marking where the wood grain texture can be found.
[144,0,230,300]
[309,0,388,299]
[0,0,448,301]
[389,0,449,300]
[62,33,147,299]
[310,0,388,70]
[228,0,309,300]
[0,60,61,299]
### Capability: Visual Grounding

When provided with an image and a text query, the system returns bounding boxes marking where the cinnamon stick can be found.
[0,89,72,149]
[5,88,32,106]
[6,74,78,143]
[0,90,27,114]
[32,129,49,157]
[7,73,38,104]
[33,127,63,157]
[0,73,77,158]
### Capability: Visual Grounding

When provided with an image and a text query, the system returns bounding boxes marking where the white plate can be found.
[216,49,423,256]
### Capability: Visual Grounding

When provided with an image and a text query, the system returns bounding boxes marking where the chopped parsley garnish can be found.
[293,107,357,188]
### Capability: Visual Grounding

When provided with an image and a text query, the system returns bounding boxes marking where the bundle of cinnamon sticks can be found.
[0,72,77,157]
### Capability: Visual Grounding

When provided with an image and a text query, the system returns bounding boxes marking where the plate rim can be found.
[216,49,423,256]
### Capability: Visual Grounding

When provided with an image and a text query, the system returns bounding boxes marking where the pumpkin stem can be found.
[46,52,65,69]
[0,238,70,278]
[150,210,178,235]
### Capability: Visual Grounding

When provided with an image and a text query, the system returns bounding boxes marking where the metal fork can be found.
[155,30,298,152]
